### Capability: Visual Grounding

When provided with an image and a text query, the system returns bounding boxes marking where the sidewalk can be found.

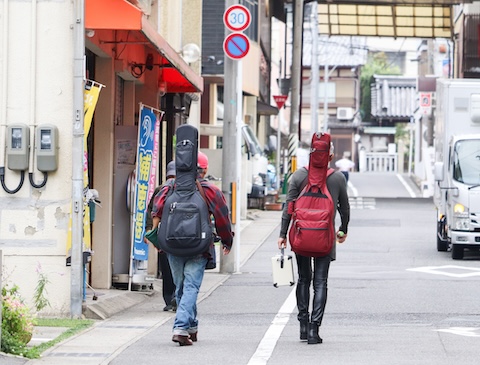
[14,209,282,365]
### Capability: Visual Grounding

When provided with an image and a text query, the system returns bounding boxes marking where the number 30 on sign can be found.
[224,5,251,32]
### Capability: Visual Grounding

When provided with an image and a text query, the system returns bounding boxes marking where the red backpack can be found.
[288,132,335,257]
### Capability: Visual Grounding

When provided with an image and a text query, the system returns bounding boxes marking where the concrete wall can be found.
[0,1,74,315]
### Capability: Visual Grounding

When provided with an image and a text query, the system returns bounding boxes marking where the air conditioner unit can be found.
[337,107,354,120]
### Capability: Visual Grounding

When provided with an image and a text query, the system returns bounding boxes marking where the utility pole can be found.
[71,0,85,318]
[288,0,304,174]
[221,0,242,274]
[310,2,319,134]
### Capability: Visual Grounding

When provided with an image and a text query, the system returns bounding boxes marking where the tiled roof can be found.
[371,75,418,118]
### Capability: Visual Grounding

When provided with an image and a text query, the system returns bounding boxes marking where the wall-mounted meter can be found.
[36,124,59,172]
[6,124,30,171]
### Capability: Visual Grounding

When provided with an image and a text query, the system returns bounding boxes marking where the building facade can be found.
[0,0,203,316]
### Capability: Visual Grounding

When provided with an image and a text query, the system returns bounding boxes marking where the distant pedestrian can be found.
[335,151,355,183]
[151,151,233,346]
[278,141,350,344]
[145,160,177,312]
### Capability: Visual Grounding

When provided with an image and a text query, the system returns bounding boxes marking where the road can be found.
[108,173,480,365]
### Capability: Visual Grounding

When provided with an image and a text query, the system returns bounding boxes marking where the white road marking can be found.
[396,174,416,197]
[247,286,297,365]
[407,265,480,278]
[347,180,358,197]
[436,327,480,337]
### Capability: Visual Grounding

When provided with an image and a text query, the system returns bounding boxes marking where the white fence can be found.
[359,151,398,173]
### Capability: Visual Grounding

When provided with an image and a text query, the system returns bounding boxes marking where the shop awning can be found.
[257,101,279,116]
[85,0,203,93]
[315,0,474,38]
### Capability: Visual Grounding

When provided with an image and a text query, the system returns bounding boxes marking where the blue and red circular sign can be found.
[223,33,250,60]
[224,5,251,32]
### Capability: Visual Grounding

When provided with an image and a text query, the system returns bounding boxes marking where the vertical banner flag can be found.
[147,111,163,205]
[66,80,102,264]
[132,105,160,261]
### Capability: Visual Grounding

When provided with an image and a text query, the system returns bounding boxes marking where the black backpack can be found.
[157,125,213,257]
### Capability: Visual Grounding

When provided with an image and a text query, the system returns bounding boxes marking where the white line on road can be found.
[407,265,480,277]
[348,180,358,197]
[436,327,480,337]
[396,174,416,197]
[247,286,297,365]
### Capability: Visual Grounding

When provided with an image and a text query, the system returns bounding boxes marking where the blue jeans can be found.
[167,253,208,336]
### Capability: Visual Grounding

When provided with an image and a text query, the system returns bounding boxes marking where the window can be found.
[240,0,258,41]
[452,140,480,185]
[318,82,336,103]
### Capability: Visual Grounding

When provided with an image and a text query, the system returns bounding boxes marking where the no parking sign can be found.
[223,33,250,60]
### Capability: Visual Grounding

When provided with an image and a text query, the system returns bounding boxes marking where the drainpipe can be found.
[71,0,86,318]
[28,1,48,189]
[0,0,9,175]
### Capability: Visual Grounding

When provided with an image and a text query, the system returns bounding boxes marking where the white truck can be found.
[434,78,480,259]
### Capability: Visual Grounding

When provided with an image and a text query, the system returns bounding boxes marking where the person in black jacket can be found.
[277,142,350,344]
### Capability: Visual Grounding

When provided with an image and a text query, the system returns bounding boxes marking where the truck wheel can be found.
[451,245,464,260]
[437,219,448,252]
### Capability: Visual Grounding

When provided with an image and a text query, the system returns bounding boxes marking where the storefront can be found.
[84,0,203,290]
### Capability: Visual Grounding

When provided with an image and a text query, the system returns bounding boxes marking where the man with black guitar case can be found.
[150,124,234,346]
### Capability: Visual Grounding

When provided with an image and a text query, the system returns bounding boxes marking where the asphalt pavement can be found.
[1,208,281,365]
[0,172,425,364]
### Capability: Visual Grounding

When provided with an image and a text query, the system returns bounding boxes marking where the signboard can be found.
[420,92,432,115]
[223,33,250,60]
[224,4,251,32]
[420,92,431,108]
[132,106,159,261]
[273,95,288,109]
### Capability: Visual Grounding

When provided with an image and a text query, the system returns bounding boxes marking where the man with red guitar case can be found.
[277,132,350,344]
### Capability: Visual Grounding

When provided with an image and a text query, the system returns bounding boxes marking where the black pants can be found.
[158,251,176,306]
[295,254,331,325]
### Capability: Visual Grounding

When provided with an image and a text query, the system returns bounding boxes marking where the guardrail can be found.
[359,151,398,173]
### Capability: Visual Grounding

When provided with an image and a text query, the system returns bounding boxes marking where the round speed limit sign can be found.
[224,5,251,32]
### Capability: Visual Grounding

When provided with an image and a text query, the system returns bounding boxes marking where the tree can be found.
[360,52,401,122]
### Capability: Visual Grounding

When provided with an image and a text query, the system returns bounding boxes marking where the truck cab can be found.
[433,78,480,259]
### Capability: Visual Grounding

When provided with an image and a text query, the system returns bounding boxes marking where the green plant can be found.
[360,52,401,123]
[33,263,51,312]
[1,285,35,356]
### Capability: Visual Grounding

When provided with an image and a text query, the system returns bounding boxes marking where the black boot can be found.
[307,322,322,344]
[299,320,308,340]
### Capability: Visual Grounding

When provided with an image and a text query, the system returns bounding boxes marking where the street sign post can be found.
[224,4,251,32]
[223,33,250,60]
[222,2,252,273]
[273,95,288,191]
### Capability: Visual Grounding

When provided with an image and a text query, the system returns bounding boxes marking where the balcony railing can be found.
[359,151,398,173]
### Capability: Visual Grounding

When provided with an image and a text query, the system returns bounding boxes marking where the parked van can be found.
[199,123,269,210]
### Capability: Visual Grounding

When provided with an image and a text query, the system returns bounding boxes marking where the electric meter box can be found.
[36,124,59,172]
[6,124,30,171]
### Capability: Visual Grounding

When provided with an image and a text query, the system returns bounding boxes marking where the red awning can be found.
[85,0,203,93]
